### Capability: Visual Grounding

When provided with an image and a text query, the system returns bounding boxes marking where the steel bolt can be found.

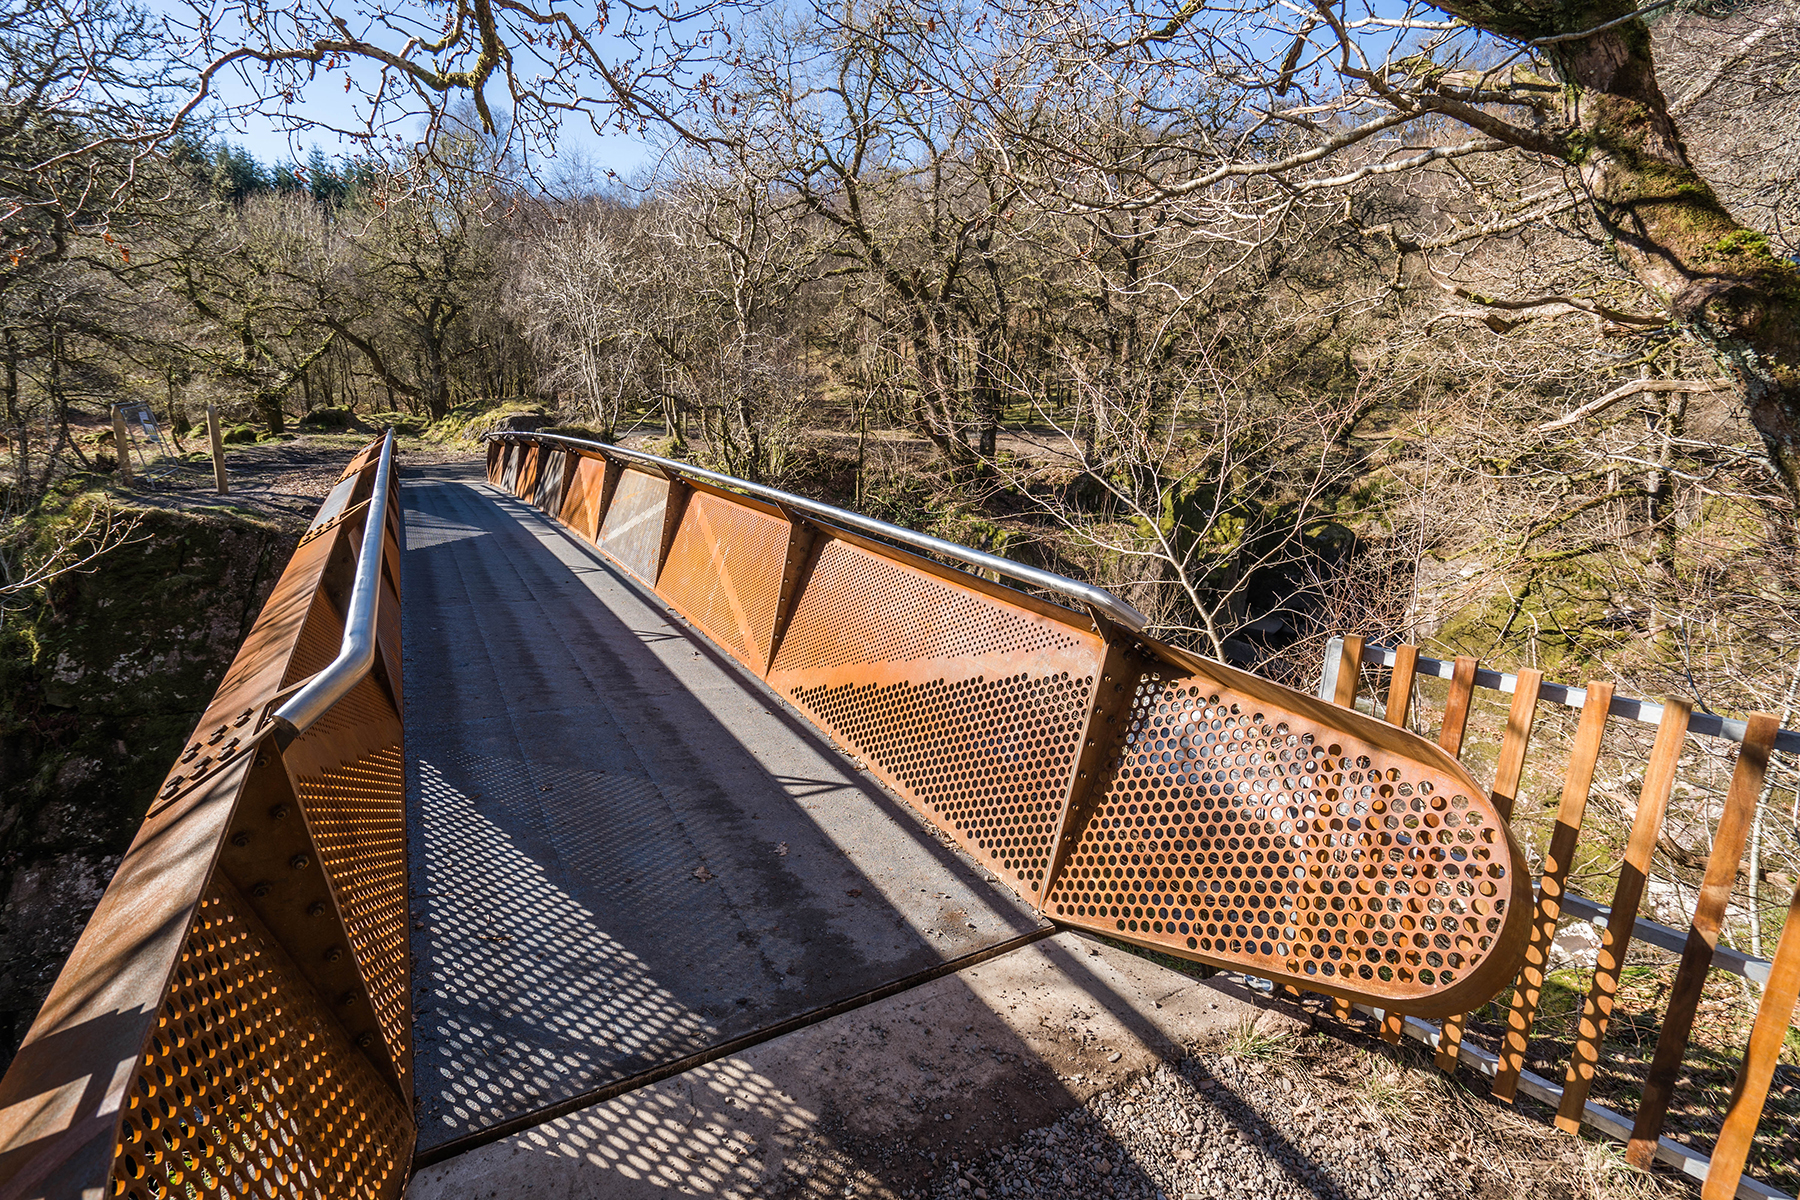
[270,804,290,820]
[251,881,272,898]
[357,1032,375,1049]
[324,946,344,963]
[290,853,310,870]
[230,832,252,847]
[307,901,329,918]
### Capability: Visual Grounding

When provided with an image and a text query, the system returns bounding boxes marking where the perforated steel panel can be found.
[655,489,790,671]
[111,880,412,1200]
[559,453,608,540]
[597,468,670,584]
[775,539,1091,671]
[769,538,1103,897]
[282,587,344,688]
[291,732,411,1080]
[1044,660,1529,1014]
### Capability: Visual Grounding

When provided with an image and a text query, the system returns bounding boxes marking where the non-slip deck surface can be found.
[401,462,1045,1150]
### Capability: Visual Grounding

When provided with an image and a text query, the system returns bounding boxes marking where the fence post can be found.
[207,403,229,494]
[112,405,133,485]
[1627,713,1779,1166]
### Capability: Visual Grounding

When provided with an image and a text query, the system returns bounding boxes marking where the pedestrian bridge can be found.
[0,433,1792,1200]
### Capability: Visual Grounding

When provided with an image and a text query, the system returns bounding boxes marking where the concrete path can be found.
[400,463,1046,1152]
[404,931,1309,1200]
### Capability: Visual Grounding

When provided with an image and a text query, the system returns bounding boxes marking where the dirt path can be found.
[122,432,477,531]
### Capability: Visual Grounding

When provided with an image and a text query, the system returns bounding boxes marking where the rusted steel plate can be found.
[532,446,567,513]
[309,472,361,535]
[558,452,609,541]
[514,443,542,501]
[338,433,388,482]
[655,486,790,672]
[597,467,670,585]
[0,752,257,1199]
[211,748,406,1100]
[1042,642,1531,1018]
[500,442,524,494]
[0,524,337,1193]
[767,535,1105,902]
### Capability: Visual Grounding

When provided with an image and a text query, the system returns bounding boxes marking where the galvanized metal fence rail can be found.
[0,433,412,1200]
[1319,636,1800,1200]
[485,432,1538,1020]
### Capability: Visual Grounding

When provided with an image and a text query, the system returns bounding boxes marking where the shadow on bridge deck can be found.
[401,462,1047,1153]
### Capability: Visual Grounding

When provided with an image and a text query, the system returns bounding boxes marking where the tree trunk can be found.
[1438,0,1800,498]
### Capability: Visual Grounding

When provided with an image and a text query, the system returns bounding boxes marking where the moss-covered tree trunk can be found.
[1435,0,1800,498]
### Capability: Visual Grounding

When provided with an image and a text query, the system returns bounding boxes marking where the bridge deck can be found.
[401,463,1046,1152]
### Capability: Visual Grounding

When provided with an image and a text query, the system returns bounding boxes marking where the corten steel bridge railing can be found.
[1318,637,1800,1200]
[486,431,1536,1016]
[15,427,1786,1198]
[0,432,413,1200]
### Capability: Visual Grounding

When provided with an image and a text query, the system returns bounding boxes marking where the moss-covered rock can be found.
[297,406,356,430]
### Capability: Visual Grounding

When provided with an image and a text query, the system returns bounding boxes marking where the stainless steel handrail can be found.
[488,430,1151,632]
[274,429,396,741]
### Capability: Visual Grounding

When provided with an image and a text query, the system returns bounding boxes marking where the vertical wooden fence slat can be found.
[1378,644,1421,1043]
[1556,699,1692,1133]
[1626,713,1779,1167]
[1493,681,1614,1103]
[1702,871,1800,1200]
[1332,635,1365,708]
[1386,644,1419,729]
[1437,669,1544,1071]
[1438,656,1479,758]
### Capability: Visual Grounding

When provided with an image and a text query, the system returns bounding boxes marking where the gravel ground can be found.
[900,1011,1691,1200]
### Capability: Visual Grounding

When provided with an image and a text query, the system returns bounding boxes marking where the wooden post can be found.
[1493,681,1614,1102]
[207,404,229,495]
[111,406,132,486]
[1556,699,1691,1132]
[1626,713,1779,1166]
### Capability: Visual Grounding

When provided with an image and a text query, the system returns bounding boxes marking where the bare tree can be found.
[511,196,654,440]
